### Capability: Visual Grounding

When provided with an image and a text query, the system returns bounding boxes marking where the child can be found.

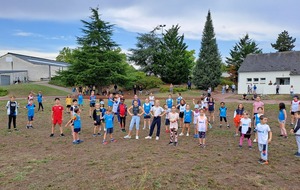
[166,94,173,109]
[256,115,272,165]
[239,111,252,149]
[233,103,244,136]
[278,102,287,138]
[253,107,264,142]
[290,111,300,157]
[28,91,34,104]
[78,92,84,109]
[164,104,171,133]
[6,96,19,131]
[124,100,144,139]
[168,105,179,146]
[65,108,83,144]
[112,95,120,123]
[37,91,44,111]
[196,108,208,148]
[290,95,300,126]
[145,100,165,140]
[192,106,200,138]
[207,97,215,124]
[100,103,106,132]
[70,99,79,118]
[176,93,183,106]
[219,102,229,128]
[92,103,102,137]
[102,107,117,144]
[117,98,127,132]
[107,93,114,108]
[65,95,72,113]
[25,99,36,129]
[143,98,152,130]
[180,104,192,136]
[50,98,65,137]
[89,91,96,118]
[178,99,186,129]
[149,93,155,107]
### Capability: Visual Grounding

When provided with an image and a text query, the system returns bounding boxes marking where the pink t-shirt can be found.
[253,101,264,114]
[169,112,179,129]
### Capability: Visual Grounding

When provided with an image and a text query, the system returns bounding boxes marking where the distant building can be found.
[238,51,300,95]
[0,52,69,85]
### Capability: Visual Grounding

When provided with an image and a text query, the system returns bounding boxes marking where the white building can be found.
[0,52,69,85]
[238,51,300,95]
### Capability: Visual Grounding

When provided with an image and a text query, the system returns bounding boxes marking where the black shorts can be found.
[179,112,184,118]
[220,117,227,122]
[74,128,81,133]
[184,121,191,124]
[90,103,95,107]
[198,131,206,138]
[144,115,151,119]
[66,105,71,108]
[165,119,170,126]
[106,128,113,134]
[94,121,101,126]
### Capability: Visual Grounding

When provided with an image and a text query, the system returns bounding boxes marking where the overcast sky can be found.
[0,0,299,60]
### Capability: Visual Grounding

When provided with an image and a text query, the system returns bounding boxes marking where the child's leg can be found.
[59,124,63,134]
[296,136,300,153]
[262,144,268,161]
[225,117,229,127]
[181,124,186,134]
[212,112,215,123]
[41,103,44,110]
[8,115,12,129]
[219,117,222,127]
[110,133,113,139]
[198,135,202,145]
[144,118,146,129]
[73,132,77,141]
[203,137,206,145]
[136,116,140,137]
[291,114,294,124]
[187,124,190,134]
[194,124,197,135]
[235,126,239,135]
[247,137,252,147]
[51,124,55,134]
[89,107,92,117]
[282,122,287,136]
[180,118,183,128]
[103,132,107,141]
[170,128,174,142]
[174,129,178,143]
[239,134,244,146]
[93,126,97,135]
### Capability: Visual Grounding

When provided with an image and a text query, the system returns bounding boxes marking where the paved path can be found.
[32,81,72,94]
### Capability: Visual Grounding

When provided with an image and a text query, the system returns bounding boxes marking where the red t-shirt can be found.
[52,105,64,120]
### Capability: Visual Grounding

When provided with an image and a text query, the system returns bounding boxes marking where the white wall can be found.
[238,71,299,94]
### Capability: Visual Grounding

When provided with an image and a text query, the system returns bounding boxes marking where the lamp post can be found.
[5,57,13,84]
[157,24,166,35]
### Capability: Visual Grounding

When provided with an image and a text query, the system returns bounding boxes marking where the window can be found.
[254,78,259,82]
[260,78,266,84]
[247,78,252,82]
[276,78,290,85]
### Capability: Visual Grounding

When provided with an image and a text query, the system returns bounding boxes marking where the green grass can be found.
[1,83,69,97]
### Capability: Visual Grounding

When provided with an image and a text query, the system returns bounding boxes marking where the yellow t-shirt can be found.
[66,98,72,106]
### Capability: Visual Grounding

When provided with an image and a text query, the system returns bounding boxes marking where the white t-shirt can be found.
[193,111,200,124]
[169,112,179,129]
[197,116,207,132]
[256,123,271,144]
[240,118,251,134]
[149,96,155,105]
[165,108,171,119]
[291,100,300,112]
[151,106,164,117]
[179,104,186,112]
[112,101,119,113]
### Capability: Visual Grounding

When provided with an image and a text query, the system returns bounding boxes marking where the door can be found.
[0,75,11,85]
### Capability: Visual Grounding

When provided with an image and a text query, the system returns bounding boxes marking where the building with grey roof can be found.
[238,51,300,95]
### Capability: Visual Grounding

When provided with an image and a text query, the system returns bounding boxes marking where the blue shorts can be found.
[74,128,81,133]
[106,128,114,134]
[28,116,34,121]
[90,103,95,107]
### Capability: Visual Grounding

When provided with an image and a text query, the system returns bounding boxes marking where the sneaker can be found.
[26,126,29,129]
[50,133,54,137]
[73,141,79,144]
[30,126,34,129]
[14,128,19,131]
[7,129,12,133]
[173,142,178,146]
[290,123,294,126]
[111,138,117,142]
[145,136,152,139]
[219,125,222,128]
[239,145,242,148]
[89,116,92,119]
[102,141,108,145]
[234,134,239,137]
[156,136,159,140]
[179,133,184,136]
[97,133,102,136]
[124,135,131,139]
[201,144,206,148]
[168,141,173,145]
[93,134,97,137]
[260,160,269,165]
[262,150,266,156]
[122,129,126,133]
[104,128,107,132]
[199,143,202,146]
[77,139,84,143]
[60,133,65,137]
[249,146,252,150]
[136,136,139,140]
[284,136,288,139]
[253,139,257,143]
[186,133,189,137]
[295,153,300,157]
[227,125,230,128]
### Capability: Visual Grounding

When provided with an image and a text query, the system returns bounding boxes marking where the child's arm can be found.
[233,110,237,118]
[92,110,97,121]
[159,108,166,117]
[65,118,73,127]
[268,131,272,143]
[283,109,287,121]
[192,99,196,105]
[138,106,145,116]
[127,106,133,116]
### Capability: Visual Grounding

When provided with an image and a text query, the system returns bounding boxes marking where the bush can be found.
[123,72,164,90]
[49,77,69,87]
[219,77,234,86]
[159,86,187,93]
[0,88,8,96]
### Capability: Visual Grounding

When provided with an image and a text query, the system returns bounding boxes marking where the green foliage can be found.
[0,88,8,96]
[49,76,68,87]
[157,25,195,84]
[225,34,262,82]
[192,11,222,90]
[219,77,234,86]
[271,30,296,52]
[123,71,163,90]
[159,86,187,93]
[56,47,75,63]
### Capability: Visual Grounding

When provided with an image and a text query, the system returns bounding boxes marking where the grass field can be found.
[0,94,299,190]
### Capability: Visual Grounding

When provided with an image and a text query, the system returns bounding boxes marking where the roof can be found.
[238,51,300,75]
[3,52,69,67]
[0,70,28,74]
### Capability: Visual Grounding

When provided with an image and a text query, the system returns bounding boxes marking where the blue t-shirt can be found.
[255,114,261,126]
[184,110,192,122]
[278,109,285,121]
[73,114,81,129]
[104,113,114,129]
[143,103,151,116]
[219,107,227,117]
[90,95,96,104]
[26,104,35,117]
[37,94,43,103]
[176,96,182,105]
[100,107,106,117]
[108,98,114,107]
[166,98,173,109]
[78,94,83,104]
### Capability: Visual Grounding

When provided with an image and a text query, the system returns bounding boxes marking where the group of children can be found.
[5,90,300,164]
